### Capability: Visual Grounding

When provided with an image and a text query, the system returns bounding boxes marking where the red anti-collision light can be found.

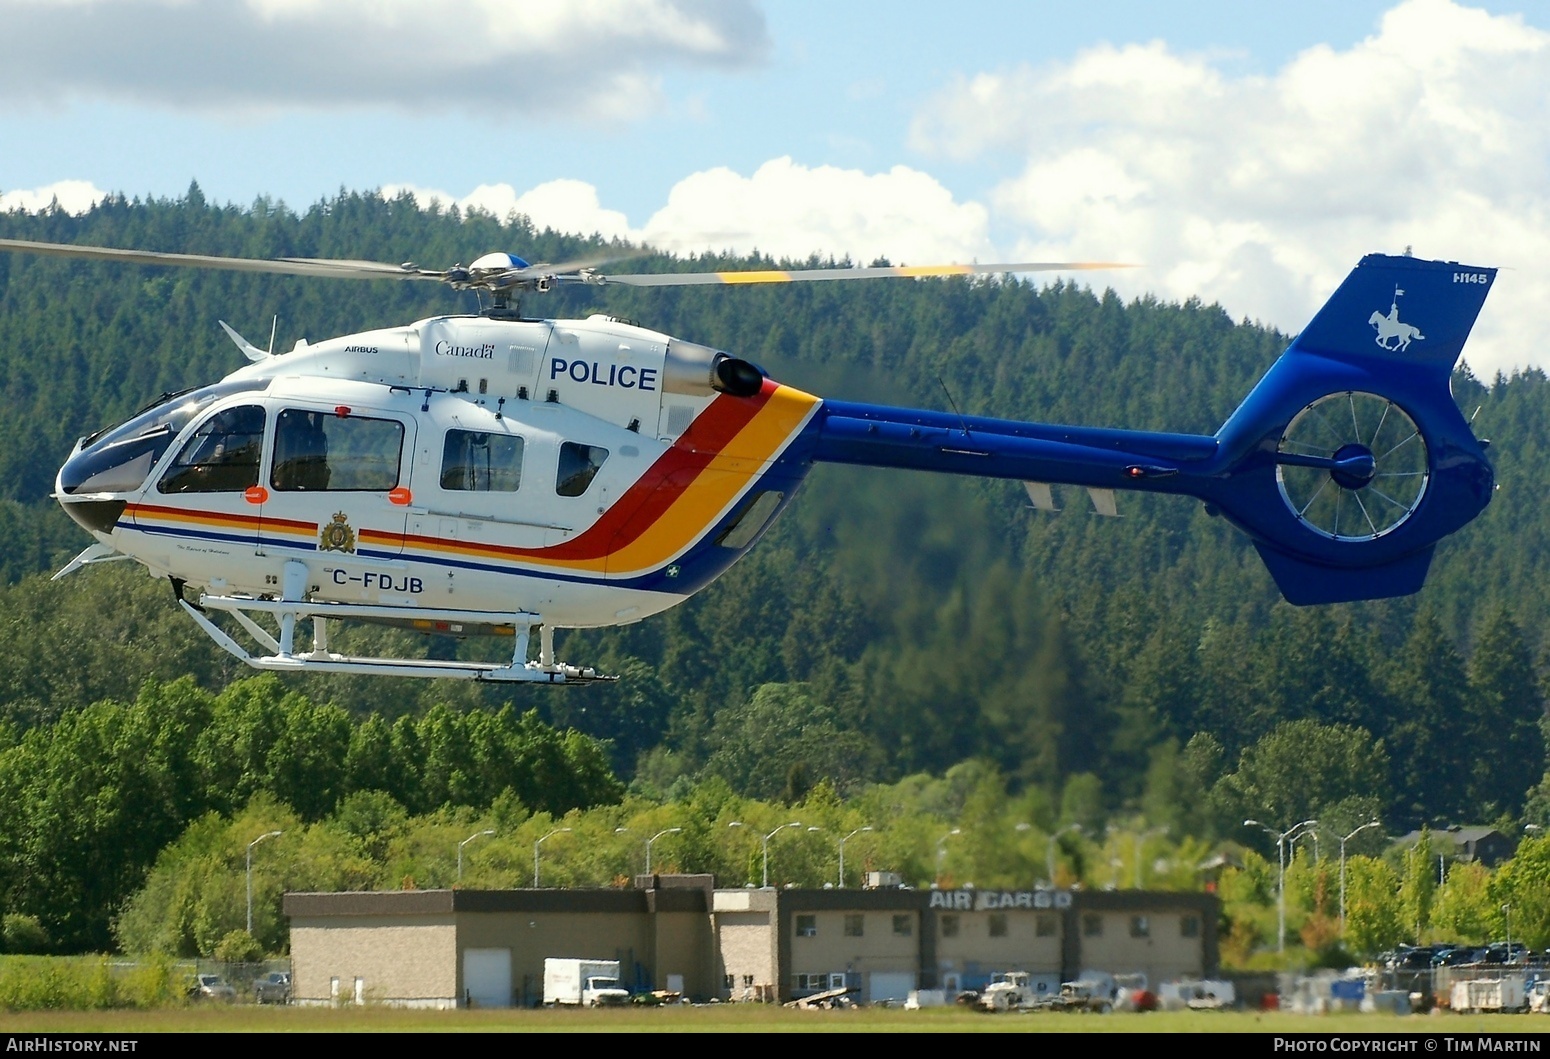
[245,485,268,505]
[335,405,351,417]
[388,487,412,506]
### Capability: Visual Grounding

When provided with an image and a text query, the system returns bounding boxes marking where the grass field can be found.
[0,1006,1544,1033]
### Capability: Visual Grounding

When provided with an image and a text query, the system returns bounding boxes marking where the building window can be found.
[1083,914,1104,937]
[1181,914,1201,939]
[724,974,734,991]
[844,914,865,937]
[892,914,913,937]
[988,913,1008,938]
[940,915,960,938]
[1036,914,1056,937]
[796,914,817,937]
[1130,915,1151,938]
[742,975,754,988]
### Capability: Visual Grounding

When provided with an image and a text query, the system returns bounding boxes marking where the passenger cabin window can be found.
[716,491,785,550]
[158,405,266,494]
[272,410,403,492]
[556,442,608,497]
[442,430,523,492]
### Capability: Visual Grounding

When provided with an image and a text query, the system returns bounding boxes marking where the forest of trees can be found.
[4,188,1550,958]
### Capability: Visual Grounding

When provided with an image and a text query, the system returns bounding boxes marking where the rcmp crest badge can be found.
[319,512,357,553]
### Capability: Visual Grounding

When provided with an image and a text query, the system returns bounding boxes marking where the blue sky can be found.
[0,0,1545,374]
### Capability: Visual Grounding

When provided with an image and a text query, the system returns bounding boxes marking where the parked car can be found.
[189,974,237,1001]
[254,971,291,1004]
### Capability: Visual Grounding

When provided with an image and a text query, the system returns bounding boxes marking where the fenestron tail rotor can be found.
[1275,391,1431,541]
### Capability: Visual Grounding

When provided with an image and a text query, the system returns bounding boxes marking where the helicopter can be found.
[0,236,1499,684]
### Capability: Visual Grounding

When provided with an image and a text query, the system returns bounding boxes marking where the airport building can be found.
[285,875,1218,1007]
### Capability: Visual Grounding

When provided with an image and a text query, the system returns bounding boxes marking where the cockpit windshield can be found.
[59,378,271,495]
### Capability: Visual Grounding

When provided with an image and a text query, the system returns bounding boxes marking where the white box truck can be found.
[543,958,630,1007]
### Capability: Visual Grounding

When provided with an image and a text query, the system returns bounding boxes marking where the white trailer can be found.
[543,958,630,1007]
[1451,976,1526,1014]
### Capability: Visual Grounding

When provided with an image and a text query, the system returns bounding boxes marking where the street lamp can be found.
[533,827,572,888]
[458,829,495,883]
[935,828,962,881]
[246,830,283,936]
[1504,904,1514,961]
[729,821,803,888]
[1133,826,1170,889]
[838,827,874,889]
[1047,824,1082,887]
[1246,818,1317,954]
[646,828,682,875]
[1338,820,1381,932]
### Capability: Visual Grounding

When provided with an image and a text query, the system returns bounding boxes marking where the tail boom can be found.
[807,253,1497,605]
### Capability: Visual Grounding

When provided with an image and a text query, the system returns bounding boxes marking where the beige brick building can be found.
[284,878,1217,1007]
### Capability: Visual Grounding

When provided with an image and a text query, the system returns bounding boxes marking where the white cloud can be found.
[381,180,639,244]
[387,158,997,268]
[0,179,107,214]
[639,157,994,265]
[910,0,1550,376]
[0,0,768,122]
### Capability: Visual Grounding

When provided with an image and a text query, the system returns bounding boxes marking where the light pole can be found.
[935,828,962,882]
[1246,818,1317,954]
[1135,826,1169,889]
[1047,824,1082,887]
[533,827,571,888]
[729,821,802,888]
[458,829,495,883]
[246,830,283,936]
[646,828,682,875]
[838,827,874,888]
[1338,820,1381,932]
[1504,904,1513,961]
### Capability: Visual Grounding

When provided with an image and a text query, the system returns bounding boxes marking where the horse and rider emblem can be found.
[1370,286,1425,352]
[319,511,357,553]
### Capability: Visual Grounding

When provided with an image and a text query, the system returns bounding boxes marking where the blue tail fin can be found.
[1209,253,1497,604]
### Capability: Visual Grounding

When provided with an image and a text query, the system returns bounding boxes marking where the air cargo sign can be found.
[929,889,1073,911]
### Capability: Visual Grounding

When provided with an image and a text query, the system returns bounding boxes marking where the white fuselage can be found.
[57,314,822,630]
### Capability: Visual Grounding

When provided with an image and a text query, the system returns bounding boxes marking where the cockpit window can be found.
[272,409,403,492]
[556,442,608,497]
[59,378,270,495]
[158,405,267,494]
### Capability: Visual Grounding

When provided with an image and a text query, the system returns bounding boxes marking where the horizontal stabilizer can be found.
[1087,488,1119,517]
[1253,543,1434,605]
[1023,481,1058,511]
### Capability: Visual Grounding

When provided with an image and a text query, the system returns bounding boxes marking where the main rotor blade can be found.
[594,261,1134,287]
[0,238,438,282]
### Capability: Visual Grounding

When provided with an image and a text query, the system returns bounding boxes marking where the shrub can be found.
[213,929,264,963]
[2,914,48,954]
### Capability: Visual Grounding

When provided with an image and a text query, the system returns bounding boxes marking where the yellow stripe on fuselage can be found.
[601,384,819,575]
[396,384,820,575]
